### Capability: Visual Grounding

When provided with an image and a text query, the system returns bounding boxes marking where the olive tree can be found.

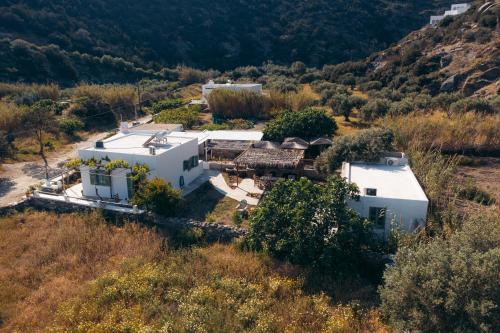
[244,176,372,272]
[380,214,500,332]
[315,127,394,174]
[24,100,58,179]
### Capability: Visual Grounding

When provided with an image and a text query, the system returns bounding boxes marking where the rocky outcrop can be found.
[440,74,462,92]
[462,67,500,96]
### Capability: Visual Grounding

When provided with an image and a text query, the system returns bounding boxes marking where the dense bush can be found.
[58,117,84,137]
[450,97,494,114]
[151,98,185,114]
[385,112,500,153]
[329,94,366,121]
[154,107,201,129]
[244,176,373,272]
[131,178,182,216]
[263,108,337,141]
[208,89,269,120]
[359,98,391,120]
[69,84,137,128]
[315,128,394,174]
[455,182,495,206]
[380,213,500,332]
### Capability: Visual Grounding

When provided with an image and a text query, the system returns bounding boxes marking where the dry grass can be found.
[0,211,161,332]
[0,211,387,332]
[180,182,241,226]
[383,112,500,152]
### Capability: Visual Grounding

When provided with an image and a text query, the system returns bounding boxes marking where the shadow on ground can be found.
[21,163,62,179]
[0,178,15,197]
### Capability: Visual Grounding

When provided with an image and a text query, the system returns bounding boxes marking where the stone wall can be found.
[0,196,246,242]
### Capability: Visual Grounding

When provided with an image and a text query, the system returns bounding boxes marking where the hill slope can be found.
[362,1,499,96]
[0,0,449,83]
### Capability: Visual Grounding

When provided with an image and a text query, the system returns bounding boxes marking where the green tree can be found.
[244,176,372,272]
[315,128,394,174]
[379,213,500,332]
[24,100,58,179]
[330,94,366,121]
[131,178,182,216]
[359,98,391,121]
[263,108,337,141]
[58,117,84,137]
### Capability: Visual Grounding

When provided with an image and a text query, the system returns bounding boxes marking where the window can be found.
[366,188,377,196]
[183,156,199,171]
[90,169,111,186]
[369,207,386,228]
[126,173,134,198]
[179,176,185,188]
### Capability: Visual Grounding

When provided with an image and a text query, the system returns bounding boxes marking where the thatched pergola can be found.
[234,148,304,170]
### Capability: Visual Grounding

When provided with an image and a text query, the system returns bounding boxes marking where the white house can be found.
[341,154,428,239]
[430,3,471,25]
[202,80,262,103]
[78,129,202,201]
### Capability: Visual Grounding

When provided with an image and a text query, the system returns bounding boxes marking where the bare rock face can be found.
[440,74,461,92]
[462,67,500,96]
[440,53,453,68]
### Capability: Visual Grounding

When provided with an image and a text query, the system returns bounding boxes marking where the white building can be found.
[430,3,471,25]
[341,154,428,239]
[202,80,262,103]
[78,126,202,201]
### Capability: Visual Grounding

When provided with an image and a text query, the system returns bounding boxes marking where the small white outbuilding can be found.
[202,80,262,103]
[341,154,428,239]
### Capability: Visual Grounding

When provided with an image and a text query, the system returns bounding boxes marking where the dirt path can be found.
[0,132,111,206]
[0,115,153,207]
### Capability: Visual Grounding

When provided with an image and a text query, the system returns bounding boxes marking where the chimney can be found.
[120,122,129,133]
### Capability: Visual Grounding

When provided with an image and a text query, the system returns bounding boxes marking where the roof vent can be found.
[95,141,104,149]
[386,157,400,166]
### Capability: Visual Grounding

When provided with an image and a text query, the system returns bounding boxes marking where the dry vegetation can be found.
[0,211,386,332]
[383,111,500,153]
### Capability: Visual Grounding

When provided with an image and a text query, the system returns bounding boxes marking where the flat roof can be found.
[207,130,263,141]
[203,83,262,88]
[345,163,428,201]
[169,130,263,143]
[80,132,195,156]
[129,123,182,132]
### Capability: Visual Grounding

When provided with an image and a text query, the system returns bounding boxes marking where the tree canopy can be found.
[315,127,394,174]
[380,213,500,332]
[244,176,373,272]
[263,108,337,142]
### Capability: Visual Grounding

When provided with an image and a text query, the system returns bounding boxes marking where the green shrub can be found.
[151,98,185,113]
[244,176,372,272]
[263,108,337,141]
[58,117,84,136]
[359,98,391,120]
[315,128,394,174]
[450,97,494,114]
[154,107,201,129]
[380,214,500,332]
[359,81,383,91]
[131,178,182,216]
[455,182,495,206]
[208,89,269,120]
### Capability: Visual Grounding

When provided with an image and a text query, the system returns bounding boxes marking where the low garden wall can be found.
[0,196,246,242]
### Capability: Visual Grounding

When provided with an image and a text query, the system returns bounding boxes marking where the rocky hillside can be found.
[0,0,449,84]
[364,1,499,97]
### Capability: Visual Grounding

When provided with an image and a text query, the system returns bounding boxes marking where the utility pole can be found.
[136,81,142,121]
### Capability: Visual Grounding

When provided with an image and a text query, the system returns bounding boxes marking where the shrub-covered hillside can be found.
[0,0,449,83]
[0,211,385,332]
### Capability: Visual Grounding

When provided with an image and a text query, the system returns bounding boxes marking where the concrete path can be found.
[207,171,261,205]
